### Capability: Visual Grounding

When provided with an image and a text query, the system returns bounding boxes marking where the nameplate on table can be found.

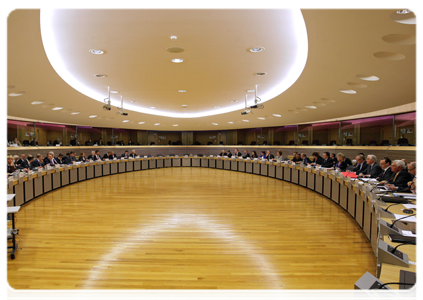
[8,180,14,189]
[105,158,109,161]
[184,155,189,158]
[27,170,33,175]
[56,144,60,147]
[210,155,213,157]
[175,155,179,158]
[73,161,77,165]
[113,157,117,160]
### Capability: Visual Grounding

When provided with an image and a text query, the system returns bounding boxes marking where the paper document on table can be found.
[393,214,417,222]
[393,193,416,198]
[360,178,372,182]
[402,230,416,237]
[403,204,417,209]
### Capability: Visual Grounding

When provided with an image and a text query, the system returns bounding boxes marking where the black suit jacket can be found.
[351,161,368,175]
[267,154,275,160]
[320,158,334,168]
[334,161,348,171]
[344,158,352,165]
[85,141,93,146]
[376,167,394,181]
[121,154,130,159]
[62,156,71,164]
[79,156,87,162]
[226,152,233,158]
[242,153,250,158]
[16,159,23,165]
[362,163,383,178]
[20,159,31,169]
[387,169,413,188]
[314,156,324,165]
[302,156,311,164]
[31,159,43,168]
[129,153,137,158]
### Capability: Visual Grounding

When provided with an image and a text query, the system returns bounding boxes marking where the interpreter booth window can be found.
[76,126,103,146]
[63,125,77,146]
[395,112,416,146]
[148,131,182,146]
[112,128,139,146]
[260,127,272,145]
[311,122,340,146]
[341,116,394,146]
[193,131,226,145]
[298,124,312,146]
[34,123,67,146]
[273,125,297,146]
[7,120,35,146]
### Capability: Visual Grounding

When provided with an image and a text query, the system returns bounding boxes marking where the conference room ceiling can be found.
[7,9,416,131]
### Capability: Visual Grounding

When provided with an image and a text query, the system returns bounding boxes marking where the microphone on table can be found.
[390,214,416,228]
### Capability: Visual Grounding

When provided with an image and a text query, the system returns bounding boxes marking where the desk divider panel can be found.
[141,160,149,170]
[164,158,172,168]
[156,158,164,168]
[201,158,209,167]
[34,176,43,197]
[86,165,94,178]
[370,207,378,254]
[323,176,331,198]
[283,165,291,181]
[275,165,283,179]
[315,173,323,193]
[231,160,238,171]
[134,160,141,170]
[216,159,223,169]
[339,183,348,210]
[331,180,340,203]
[61,170,69,186]
[299,169,307,187]
[172,158,181,167]
[110,162,118,174]
[101,163,110,176]
[24,179,34,202]
[238,161,245,172]
[245,161,253,173]
[347,188,356,217]
[224,160,231,170]
[363,199,372,240]
[291,168,299,184]
[43,173,52,193]
[149,159,157,169]
[182,158,191,167]
[118,161,126,173]
[307,171,315,190]
[7,187,14,206]
[209,159,216,168]
[78,166,86,181]
[95,164,102,177]
[127,160,134,171]
[52,171,61,189]
[355,193,365,228]
[260,163,268,176]
[268,164,275,178]
[13,183,24,206]
[253,162,260,175]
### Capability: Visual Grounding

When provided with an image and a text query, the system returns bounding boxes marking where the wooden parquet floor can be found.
[7,168,376,289]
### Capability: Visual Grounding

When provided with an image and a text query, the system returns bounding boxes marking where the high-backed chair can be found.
[312,140,319,145]
[346,139,353,146]
[301,140,309,146]
[368,140,377,146]
[150,142,155,145]
[237,141,243,145]
[397,138,409,146]
[380,140,390,146]
[273,141,280,145]
[250,141,256,145]
[329,140,337,146]
[207,141,213,145]
[262,141,267,145]
[288,140,295,145]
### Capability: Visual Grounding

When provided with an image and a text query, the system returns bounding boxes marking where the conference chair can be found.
[369,140,377,146]
[329,140,337,146]
[301,140,309,146]
[312,139,319,145]
[150,142,155,145]
[219,141,224,145]
[262,141,267,145]
[207,141,213,145]
[22,140,30,146]
[288,140,295,145]
[397,138,409,146]
[346,139,353,146]
[237,141,243,145]
[250,141,256,145]
[273,141,280,145]
[197,154,204,157]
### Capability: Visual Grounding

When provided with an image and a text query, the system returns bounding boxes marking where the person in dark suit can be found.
[121,150,130,158]
[376,157,394,181]
[320,152,334,168]
[61,153,71,164]
[79,152,87,162]
[45,153,59,166]
[16,154,26,166]
[234,149,242,157]
[251,151,258,159]
[300,153,311,165]
[53,138,61,145]
[226,150,233,158]
[344,156,352,166]
[111,151,117,159]
[293,153,302,164]
[309,152,324,166]
[103,151,113,160]
[19,155,32,169]
[31,154,44,168]
[85,139,93,146]
[393,162,416,193]
[266,150,274,160]
[129,150,137,158]
[218,150,226,156]
[384,160,413,189]
[334,153,348,171]
[30,138,39,146]
[360,155,382,178]
[98,138,104,146]
[242,150,250,158]
[291,152,298,162]
[127,140,135,146]
[350,154,367,175]
[87,151,96,160]
[94,150,102,161]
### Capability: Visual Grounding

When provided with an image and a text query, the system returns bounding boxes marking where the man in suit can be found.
[31,154,44,169]
[85,139,93,146]
[218,150,226,157]
[16,154,26,165]
[45,153,59,166]
[376,157,394,181]
[69,151,77,162]
[309,151,324,166]
[350,154,367,175]
[129,150,137,158]
[94,150,102,161]
[61,153,71,164]
[19,155,32,169]
[87,151,96,160]
[383,160,413,189]
[103,151,113,160]
[111,151,117,158]
[234,149,242,157]
[300,153,311,165]
[53,138,61,146]
[226,150,233,158]
[242,150,250,158]
[386,161,416,193]
[57,153,64,164]
[266,150,274,160]
[320,152,334,168]
[30,138,39,146]
[360,154,382,178]
[121,150,130,158]
[98,138,104,146]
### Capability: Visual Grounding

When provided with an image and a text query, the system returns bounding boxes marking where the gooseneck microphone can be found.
[389,214,416,228]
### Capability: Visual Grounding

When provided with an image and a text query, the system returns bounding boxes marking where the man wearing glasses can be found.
[385,161,415,193]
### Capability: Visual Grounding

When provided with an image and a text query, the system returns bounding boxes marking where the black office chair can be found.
[22,140,30,146]
[312,139,319,145]
[288,140,295,145]
[368,140,377,146]
[251,141,256,145]
[194,141,201,145]
[156,154,163,157]
[197,154,204,157]
[183,153,190,156]
[150,142,155,145]
[273,141,280,145]
[397,138,409,146]
[262,141,267,145]
[168,153,175,156]
[219,141,224,145]
[329,140,337,146]
[237,141,243,145]
[146,155,152,157]
[380,140,390,146]
[301,140,308,146]
[346,139,353,146]
[176,141,182,145]
[207,141,213,145]
[93,140,99,145]
[107,141,112,145]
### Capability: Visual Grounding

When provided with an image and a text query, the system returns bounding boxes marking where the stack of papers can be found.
[402,230,417,237]
[403,204,417,209]
[393,214,417,222]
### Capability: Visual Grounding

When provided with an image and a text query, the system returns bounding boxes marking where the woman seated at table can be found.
[251,151,258,159]
[7,155,16,175]
[333,152,348,171]
[259,151,266,159]
[79,152,87,162]
[275,150,283,160]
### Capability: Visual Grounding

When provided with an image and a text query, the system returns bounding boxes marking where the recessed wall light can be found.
[182,104,188,107]
[89,49,104,54]
[231,100,238,103]
[228,122,234,124]
[89,115,97,118]
[254,72,267,76]
[397,9,410,14]
[242,120,249,122]
[154,123,160,125]
[212,123,218,125]
[71,112,80,115]
[249,47,265,53]
[31,101,44,105]
[247,90,255,92]
[131,101,138,103]
[150,107,156,109]
[356,75,380,81]
[52,107,63,110]
[110,91,119,93]
[305,106,317,109]
[122,120,129,123]
[273,114,281,117]
[257,117,265,120]
[94,74,106,78]
[170,36,177,40]
[339,90,357,94]
[214,106,220,109]
[138,122,145,124]
[173,124,179,127]
[9,92,25,97]
[172,58,184,63]
[179,90,186,92]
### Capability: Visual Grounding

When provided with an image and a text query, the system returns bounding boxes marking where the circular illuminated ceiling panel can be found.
[40,9,308,119]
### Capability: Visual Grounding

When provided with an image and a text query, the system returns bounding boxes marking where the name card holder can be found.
[8,179,14,189]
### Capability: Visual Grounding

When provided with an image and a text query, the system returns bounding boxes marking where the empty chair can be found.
[207,141,213,145]
[368,140,377,146]
[250,141,256,145]
[312,139,319,145]
[262,141,267,145]
[329,140,337,146]
[237,141,243,145]
[288,140,295,145]
[168,153,175,156]
[273,141,280,145]
[107,141,112,145]
[172,142,177,145]
[150,142,155,145]
[156,154,163,157]
[176,141,182,145]
[194,141,201,145]
[301,140,309,146]
[219,141,224,145]
[346,139,353,146]
[380,140,390,146]
[397,138,409,146]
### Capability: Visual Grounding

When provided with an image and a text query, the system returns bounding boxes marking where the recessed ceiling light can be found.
[130,101,138,103]
[52,107,63,110]
[9,92,25,97]
[172,58,184,63]
[231,100,238,103]
[89,49,104,55]
[247,90,255,92]
[356,75,380,81]
[242,120,249,122]
[150,107,156,109]
[31,101,44,105]
[94,74,106,78]
[257,117,265,120]
[182,104,188,107]
[339,90,357,94]
[212,123,218,125]
[179,90,186,92]
[397,9,410,14]
[138,122,145,124]
[122,120,129,123]
[173,124,179,127]
[272,114,281,117]
[71,112,80,115]
[228,122,234,124]
[249,47,265,53]
[254,72,267,76]
[170,36,177,40]
[214,106,220,109]
[305,106,317,109]
[89,115,97,118]
[110,90,119,93]
[154,123,160,125]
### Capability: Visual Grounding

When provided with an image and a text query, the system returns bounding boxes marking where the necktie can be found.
[393,173,399,182]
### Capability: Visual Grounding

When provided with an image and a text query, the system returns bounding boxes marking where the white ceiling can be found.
[7,9,416,131]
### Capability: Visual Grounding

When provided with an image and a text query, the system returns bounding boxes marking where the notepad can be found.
[403,204,417,209]
[393,214,417,222]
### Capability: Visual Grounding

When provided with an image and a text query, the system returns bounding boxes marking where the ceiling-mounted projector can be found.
[241,95,252,115]
[103,86,112,110]
[116,95,128,116]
